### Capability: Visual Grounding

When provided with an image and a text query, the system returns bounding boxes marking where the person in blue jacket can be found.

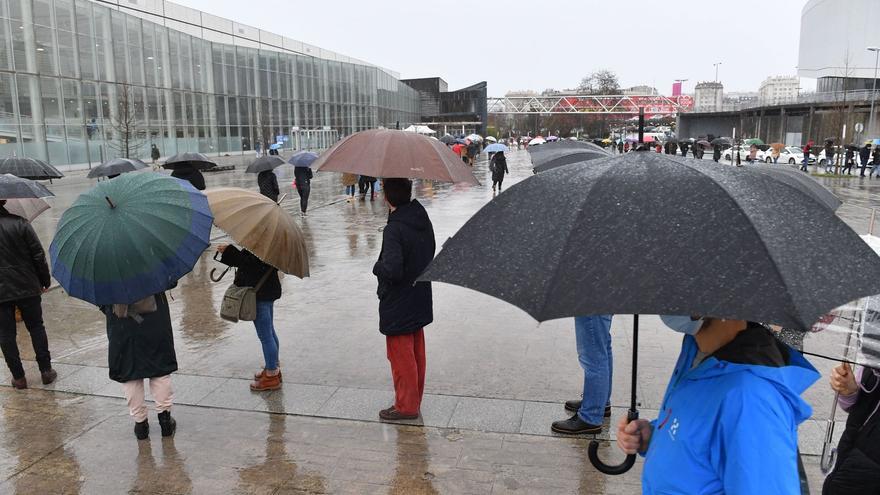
[617,316,819,494]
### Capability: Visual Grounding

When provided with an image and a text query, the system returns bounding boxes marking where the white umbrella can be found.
[4,197,51,222]
[485,136,497,143]
[467,133,483,142]
[528,137,547,146]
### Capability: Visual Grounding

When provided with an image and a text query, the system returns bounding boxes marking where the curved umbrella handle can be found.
[588,409,638,475]
[210,267,230,282]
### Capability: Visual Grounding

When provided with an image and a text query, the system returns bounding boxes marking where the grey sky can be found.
[175,0,811,95]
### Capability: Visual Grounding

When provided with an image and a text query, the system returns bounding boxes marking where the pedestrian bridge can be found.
[488,94,693,115]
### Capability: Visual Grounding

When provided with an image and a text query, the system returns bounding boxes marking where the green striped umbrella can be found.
[50,172,213,305]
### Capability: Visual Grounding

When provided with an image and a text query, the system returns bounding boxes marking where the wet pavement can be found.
[0,150,871,493]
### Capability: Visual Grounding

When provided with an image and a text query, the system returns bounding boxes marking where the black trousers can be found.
[296,181,311,213]
[823,448,880,495]
[0,296,51,379]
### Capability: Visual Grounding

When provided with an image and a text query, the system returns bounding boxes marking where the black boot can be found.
[157,411,176,437]
[564,400,612,417]
[551,414,603,435]
[134,420,149,440]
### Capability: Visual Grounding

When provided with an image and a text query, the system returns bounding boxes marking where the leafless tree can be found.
[577,70,621,95]
[108,84,145,159]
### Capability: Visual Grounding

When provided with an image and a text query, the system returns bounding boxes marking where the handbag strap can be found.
[254,267,274,292]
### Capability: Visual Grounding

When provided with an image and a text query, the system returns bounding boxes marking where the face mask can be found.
[660,315,703,335]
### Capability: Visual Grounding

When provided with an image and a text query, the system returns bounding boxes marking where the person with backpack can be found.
[217,244,282,391]
[490,151,509,192]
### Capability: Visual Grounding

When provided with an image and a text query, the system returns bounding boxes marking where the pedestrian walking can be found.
[713,144,722,162]
[822,363,880,494]
[374,178,435,421]
[692,145,700,159]
[771,147,780,164]
[617,317,818,494]
[217,244,283,391]
[843,147,855,175]
[467,141,480,166]
[342,173,358,201]
[257,169,279,202]
[551,315,614,434]
[293,166,312,217]
[872,147,880,178]
[490,151,508,192]
[104,292,177,440]
[802,141,813,172]
[150,144,160,168]
[747,144,758,163]
[679,142,689,157]
[0,200,56,389]
[359,175,377,201]
[825,141,836,174]
[859,144,872,177]
[617,141,624,154]
[170,167,206,191]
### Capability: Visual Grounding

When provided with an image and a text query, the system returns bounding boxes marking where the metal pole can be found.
[868,48,880,138]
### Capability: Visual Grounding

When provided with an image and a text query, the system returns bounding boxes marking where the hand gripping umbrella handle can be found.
[588,409,638,475]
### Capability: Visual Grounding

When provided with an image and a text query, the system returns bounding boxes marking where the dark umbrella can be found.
[287,151,319,168]
[420,152,880,474]
[710,137,731,147]
[312,129,478,184]
[245,155,285,174]
[696,139,712,148]
[162,152,216,170]
[86,158,149,179]
[0,156,64,180]
[749,164,842,211]
[454,138,468,144]
[0,173,54,199]
[528,139,607,156]
[439,135,456,145]
[532,150,611,174]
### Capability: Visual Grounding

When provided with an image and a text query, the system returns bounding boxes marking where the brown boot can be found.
[250,371,281,391]
[41,369,57,385]
[253,369,282,382]
[11,376,27,390]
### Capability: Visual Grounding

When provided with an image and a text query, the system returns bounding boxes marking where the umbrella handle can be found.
[210,266,230,282]
[588,409,638,475]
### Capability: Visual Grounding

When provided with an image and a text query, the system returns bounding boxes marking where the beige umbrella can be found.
[205,188,309,277]
[4,197,51,222]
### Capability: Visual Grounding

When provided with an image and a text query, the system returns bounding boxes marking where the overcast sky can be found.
[175,0,812,95]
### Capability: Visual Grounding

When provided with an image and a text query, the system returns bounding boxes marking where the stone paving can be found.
[0,149,875,493]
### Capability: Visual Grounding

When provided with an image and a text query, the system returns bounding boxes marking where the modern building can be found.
[622,85,658,96]
[0,0,422,167]
[400,77,487,136]
[798,0,880,93]
[758,76,799,105]
[694,82,723,112]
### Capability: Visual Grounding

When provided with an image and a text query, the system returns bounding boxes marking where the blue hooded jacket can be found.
[641,333,819,494]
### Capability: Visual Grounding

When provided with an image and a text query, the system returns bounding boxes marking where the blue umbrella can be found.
[484,143,509,153]
[269,143,282,150]
[454,138,468,144]
[288,151,319,168]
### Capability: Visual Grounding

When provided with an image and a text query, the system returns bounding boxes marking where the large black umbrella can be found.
[420,152,880,474]
[710,137,731,147]
[245,155,285,174]
[0,156,64,180]
[0,173,54,199]
[162,152,216,170]
[750,164,841,211]
[532,150,611,174]
[439,135,456,145]
[528,139,606,158]
[86,158,149,179]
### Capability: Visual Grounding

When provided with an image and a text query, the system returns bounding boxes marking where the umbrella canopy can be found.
[546,136,560,142]
[50,173,213,305]
[0,173,54,199]
[601,138,614,144]
[245,155,286,174]
[696,139,712,148]
[770,142,786,151]
[163,152,216,170]
[0,156,64,180]
[532,150,611,174]
[744,138,764,146]
[528,137,547,146]
[710,137,732,146]
[454,138,468,144]
[311,129,478,184]
[269,143,282,150]
[452,143,466,155]
[288,151,319,168]
[485,136,497,143]
[466,134,483,142]
[403,125,436,135]
[748,164,842,211]
[484,143,509,154]
[205,187,309,277]
[439,135,456,145]
[421,152,880,329]
[529,140,606,156]
[86,158,149,179]
[3,198,50,222]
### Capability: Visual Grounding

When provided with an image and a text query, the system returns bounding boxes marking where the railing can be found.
[686,90,880,114]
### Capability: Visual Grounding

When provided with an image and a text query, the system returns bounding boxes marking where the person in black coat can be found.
[257,170,279,202]
[359,175,377,201]
[373,178,435,421]
[217,245,282,391]
[713,144,722,162]
[490,151,509,192]
[0,201,56,389]
[293,166,313,216]
[170,166,206,191]
[104,292,177,440]
[859,144,872,177]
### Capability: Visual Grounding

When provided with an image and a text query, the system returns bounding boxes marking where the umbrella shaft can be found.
[630,315,639,413]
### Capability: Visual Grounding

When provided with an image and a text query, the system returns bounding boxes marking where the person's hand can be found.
[831,363,859,396]
[41,287,48,293]
[617,417,652,455]
[216,244,228,254]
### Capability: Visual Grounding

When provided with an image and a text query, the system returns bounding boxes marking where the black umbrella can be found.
[532,150,611,174]
[749,164,841,211]
[527,139,606,156]
[0,173,54,199]
[710,137,731,147]
[86,158,149,179]
[420,152,880,474]
[0,156,64,180]
[162,152,216,170]
[439,135,456,145]
[245,155,286,174]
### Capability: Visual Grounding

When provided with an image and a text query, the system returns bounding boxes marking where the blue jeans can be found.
[254,300,279,370]
[574,315,613,424]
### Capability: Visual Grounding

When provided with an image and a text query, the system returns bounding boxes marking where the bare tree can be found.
[108,84,145,159]
[577,70,621,95]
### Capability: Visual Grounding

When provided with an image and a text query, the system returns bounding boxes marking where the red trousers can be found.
[386,329,426,415]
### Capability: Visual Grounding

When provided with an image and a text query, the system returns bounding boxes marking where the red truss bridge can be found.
[488,95,693,116]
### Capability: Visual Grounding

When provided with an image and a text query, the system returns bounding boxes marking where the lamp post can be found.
[868,47,880,139]
[713,62,722,82]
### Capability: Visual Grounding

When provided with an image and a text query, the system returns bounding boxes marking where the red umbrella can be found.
[452,143,466,155]
[313,129,478,184]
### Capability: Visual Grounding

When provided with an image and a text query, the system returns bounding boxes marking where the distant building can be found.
[724,91,759,104]
[759,76,800,104]
[623,85,658,95]
[401,78,487,136]
[694,82,724,112]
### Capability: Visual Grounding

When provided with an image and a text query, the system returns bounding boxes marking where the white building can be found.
[622,85,658,96]
[694,82,723,112]
[759,76,800,104]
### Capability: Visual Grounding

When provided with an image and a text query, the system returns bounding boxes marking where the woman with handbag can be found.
[217,244,282,391]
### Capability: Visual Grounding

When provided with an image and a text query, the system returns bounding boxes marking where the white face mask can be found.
[660,315,703,335]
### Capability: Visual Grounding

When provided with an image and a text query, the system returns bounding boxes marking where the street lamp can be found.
[713,62,722,82]
[868,47,880,139]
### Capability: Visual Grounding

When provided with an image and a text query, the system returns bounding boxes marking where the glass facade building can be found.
[0,0,421,167]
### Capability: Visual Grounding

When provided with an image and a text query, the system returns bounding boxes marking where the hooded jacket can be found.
[257,170,279,201]
[170,167,206,191]
[642,326,819,495]
[490,153,508,181]
[372,199,435,336]
[0,207,51,303]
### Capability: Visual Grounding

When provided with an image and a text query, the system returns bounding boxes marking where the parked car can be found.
[723,146,765,162]
[816,147,866,167]
[764,146,806,165]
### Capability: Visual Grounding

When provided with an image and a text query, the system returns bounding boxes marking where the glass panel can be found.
[57,29,76,77]
[0,17,11,71]
[0,73,19,157]
[76,33,94,79]
[34,25,56,75]
[55,0,74,31]
[32,0,52,27]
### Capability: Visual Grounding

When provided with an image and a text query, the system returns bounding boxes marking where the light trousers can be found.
[122,375,173,423]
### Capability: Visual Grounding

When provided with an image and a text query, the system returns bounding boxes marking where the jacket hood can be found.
[389,199,431,231]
